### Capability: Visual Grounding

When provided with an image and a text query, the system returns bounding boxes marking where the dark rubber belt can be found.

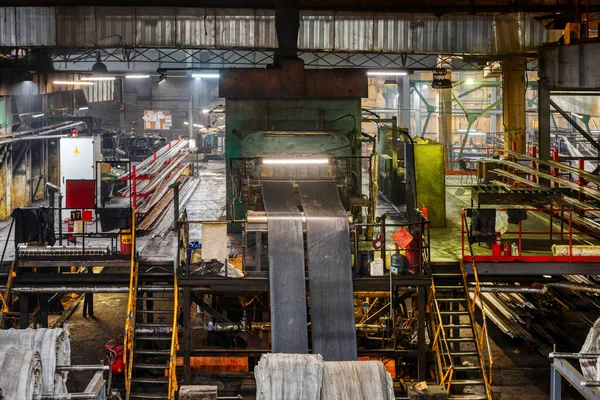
[298,181,357,361]
[262,182,309,354]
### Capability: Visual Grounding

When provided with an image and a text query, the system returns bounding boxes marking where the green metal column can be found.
[503,56,527,152]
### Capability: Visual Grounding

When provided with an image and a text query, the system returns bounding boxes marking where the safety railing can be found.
[462,212,494,399]
[0,261,15,329]
[168,274,179,399]
[461,207,600,263]
[445,146,501,175]
[124,211,138,395]
[429,282,456,392]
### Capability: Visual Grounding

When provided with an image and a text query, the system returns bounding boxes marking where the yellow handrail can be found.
[168,275,179,399]
[0,261,16,329]
[124,211,138,396]
[461,260,493,399]
[429,282,456,393]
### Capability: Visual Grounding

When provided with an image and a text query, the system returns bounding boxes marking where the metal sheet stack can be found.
[255,354,395,400]
[262,181,356,361]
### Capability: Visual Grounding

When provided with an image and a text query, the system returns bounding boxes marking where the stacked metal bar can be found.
[298,181,357,361]
[262,182,309,354]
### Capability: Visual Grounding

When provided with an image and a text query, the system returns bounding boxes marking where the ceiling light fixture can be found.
[465,78,475,85]
[92,52,108,74]
[191,73,220,79]
[262,158,330,165]
[157,74,167,85]
[32,113,44,118]
[79,107,89,111]
[81,76,116,81]
[54,81,95,85]
[125,74,150,79]
[367,71,408,76]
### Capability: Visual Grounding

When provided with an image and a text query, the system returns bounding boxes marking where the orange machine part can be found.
[175,356,249,372]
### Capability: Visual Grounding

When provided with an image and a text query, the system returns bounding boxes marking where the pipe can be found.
[469,285,547,294]
[37,394,98,399]
[550,352,600,360]
[12,285,176,293]
[547,282,600,295]
[246,212,353,225]
[0,134,69,146]
[55,365,109,371]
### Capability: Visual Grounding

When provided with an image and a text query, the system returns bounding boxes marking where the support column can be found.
[439,73,453,147]
[414,72,422,136]
[20,294,29,329]
[538,82,551,162]
[398,75,410,130]
[503,56,527,152]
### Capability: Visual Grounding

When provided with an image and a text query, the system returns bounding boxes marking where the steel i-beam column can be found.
[439,72,453,147]
[503,56,527,152]
[398,75,411,129]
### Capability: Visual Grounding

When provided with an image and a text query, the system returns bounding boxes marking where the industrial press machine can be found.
[178,61,434,389]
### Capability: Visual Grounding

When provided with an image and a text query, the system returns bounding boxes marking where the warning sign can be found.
[73,146,80,156]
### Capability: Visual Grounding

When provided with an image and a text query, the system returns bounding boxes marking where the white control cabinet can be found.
[59,137,102,220]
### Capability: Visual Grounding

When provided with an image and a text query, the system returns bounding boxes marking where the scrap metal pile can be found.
[120,139,199,236]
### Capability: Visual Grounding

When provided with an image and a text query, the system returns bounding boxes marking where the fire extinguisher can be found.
[66,218,76,244]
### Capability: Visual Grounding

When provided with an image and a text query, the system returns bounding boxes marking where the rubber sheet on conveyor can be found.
[298,181,358,361]
[262,182,309,354]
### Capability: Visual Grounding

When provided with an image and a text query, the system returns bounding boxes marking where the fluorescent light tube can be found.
[367,71,407,76]
[54,81,94,85]
[263,158,329,165]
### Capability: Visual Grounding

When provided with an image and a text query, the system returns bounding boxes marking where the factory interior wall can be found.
[11,142,32,211]
[88,77,222,136]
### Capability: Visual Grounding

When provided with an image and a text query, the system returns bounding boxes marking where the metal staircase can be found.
[124,213,180,400]
[430,261,493,400]
[128,270,179,400]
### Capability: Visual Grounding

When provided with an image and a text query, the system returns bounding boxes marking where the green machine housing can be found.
[219,60,368,229]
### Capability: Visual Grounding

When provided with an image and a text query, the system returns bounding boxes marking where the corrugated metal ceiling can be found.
[0,7,547,55]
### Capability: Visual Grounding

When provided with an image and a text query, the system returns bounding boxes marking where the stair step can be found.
[135,349,171,355]
[448,395,488,400]
[451,379,485,386]
[136,323,172,328]
[138,297,174,301]
[437,298,467,302]
[133,362,169,369]
[433,273,463,277]
[453,365,482,371]
[436,286,464,290]
[446,337,475,342]
[450,351,479,357]
[440,311,470,316]
[132,377,169,384]
[130,392,169,399]
[444,324,472,329]
[136,336,172,341]
[139,309,173,314]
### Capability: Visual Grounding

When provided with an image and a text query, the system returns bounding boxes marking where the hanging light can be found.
[157,74,167,85]
[91,52,108,74]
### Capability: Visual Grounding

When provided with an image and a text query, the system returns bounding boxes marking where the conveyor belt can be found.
[262,182,309,354]
[298,181,357,361]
